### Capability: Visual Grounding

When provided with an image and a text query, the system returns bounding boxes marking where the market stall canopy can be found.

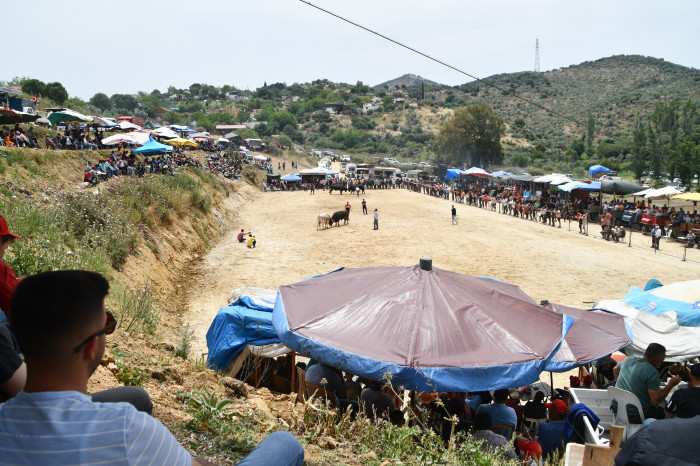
[92,116,118,128]
[281,174,301,182]
[117,120,142,131]
[0,107,41,125]
[593,280,700,361]
[673,192,700,203]
[557,181,586,192]
[153,127,179,139]
[299,167,330,175]
[272,262,573,392]
[217,138,230,143]
[47,109,91,125]
[600,180,645,195]
[169,125,195,133]
[101,132,149,146]
[631,188,655,197]
[132,137,173,154]
[588,165,611,178]
[542,304,632,372]
[190,132,213,139]
[645,186,682,200]
[532,174,573,185]
[491,171,513,178]
[461,167,492,178]
[509,174,534,182]
[164,137,197,147]
[576,181,601,191]
[224,132,241,140]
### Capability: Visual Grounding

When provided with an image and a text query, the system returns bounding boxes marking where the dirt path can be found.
[183,182,699,374]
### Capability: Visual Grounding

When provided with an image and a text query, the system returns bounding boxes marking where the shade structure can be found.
[445,168,463,180]
[0,107,40,124]
[281,174,301,182]
[631,188,655,197]
[645,186,681,200]
[101,132,149,146]
[588,165,611,178]
[47,109,91,124]
[190,132,213,140]
[92,116,118,128]
[673,192,700,204]
[272,264,573,392]
[600,180,645,195]
[153,127,179,139]
[164,137,197,147]
[132,137,172,155]
[593,280,700,362]
[462,167,492,178]
[576,181,601,191]
[491,170,513,178]
[117,120,142,131]
[542,304,632,372]
[532,174,573,185]
[557,181,585,192]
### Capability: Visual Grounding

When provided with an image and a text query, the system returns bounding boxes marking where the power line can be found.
[299,0,583,128]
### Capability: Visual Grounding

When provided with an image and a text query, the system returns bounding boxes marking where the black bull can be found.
[330,210,349,226]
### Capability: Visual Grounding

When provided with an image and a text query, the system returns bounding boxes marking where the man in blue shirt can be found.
[0,270,304,466]
[475,389,518,429]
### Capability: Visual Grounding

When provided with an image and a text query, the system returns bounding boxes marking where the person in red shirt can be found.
[0,216,20,322]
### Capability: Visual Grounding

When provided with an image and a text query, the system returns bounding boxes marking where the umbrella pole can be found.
[550,371,554,401]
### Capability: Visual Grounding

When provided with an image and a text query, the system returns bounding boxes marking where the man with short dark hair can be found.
[613,343,681,421]
[472,412,517,460]
[0,270,304,466]
[475,388,517,428]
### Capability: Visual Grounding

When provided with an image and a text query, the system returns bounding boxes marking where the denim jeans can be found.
[236,431,304,466]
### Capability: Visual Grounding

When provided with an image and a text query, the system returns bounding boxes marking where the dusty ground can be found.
[182,174,700,388]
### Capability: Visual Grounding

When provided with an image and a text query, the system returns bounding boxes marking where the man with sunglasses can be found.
[0,270,304,465]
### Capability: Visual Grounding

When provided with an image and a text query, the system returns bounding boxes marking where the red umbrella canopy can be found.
[278,265,566,370]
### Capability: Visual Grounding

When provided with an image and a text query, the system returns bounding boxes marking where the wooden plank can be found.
[582,425,624,466]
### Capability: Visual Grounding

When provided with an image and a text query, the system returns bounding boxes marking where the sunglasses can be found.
[74,311,117,352]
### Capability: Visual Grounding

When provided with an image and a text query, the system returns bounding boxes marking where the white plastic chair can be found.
[608,386,645,441]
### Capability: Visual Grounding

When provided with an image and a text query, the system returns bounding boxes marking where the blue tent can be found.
[491,171,513,178]
[576,182,601,191]
[281,174,301,181]
[588,165,611,177]
[206,294,280,371]
[445,169,463,181]
[132,137,172,155]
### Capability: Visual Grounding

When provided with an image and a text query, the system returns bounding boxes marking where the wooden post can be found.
[582,425,624,466]
[290,352,296,393]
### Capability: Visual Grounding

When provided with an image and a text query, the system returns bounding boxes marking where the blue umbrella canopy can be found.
[576,181,601,191]
[273,263,573,392]
[281,174,301,181]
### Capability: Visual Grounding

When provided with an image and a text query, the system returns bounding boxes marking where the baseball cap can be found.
[545,398,568,415]
[516,438,543,459]
[691,363,700,378]
[0,216,20,239]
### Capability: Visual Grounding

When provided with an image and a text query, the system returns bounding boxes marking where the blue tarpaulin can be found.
[445,169,463,181]
[132,137,172,155]
[576,182,601,191]
[206,295,281,371]
[588,165,611,177]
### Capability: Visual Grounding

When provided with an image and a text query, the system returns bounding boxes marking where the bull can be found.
[328,184,347,195]
[317,213,331,230]
[330,210,349,226]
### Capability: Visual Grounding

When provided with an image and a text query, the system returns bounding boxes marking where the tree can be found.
[586,114,595,149]
[43,82,68,105]
[434,103,505,168]
[21,78,46,97]
[111,94,138,112]
[90,93,112,111]
[65,97,86,110]
[269,111,298,131]
[139,95,161,117]
[628,116,648,180]
[163,111,182,125]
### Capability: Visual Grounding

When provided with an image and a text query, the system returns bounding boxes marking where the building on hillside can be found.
[320,103,353,115]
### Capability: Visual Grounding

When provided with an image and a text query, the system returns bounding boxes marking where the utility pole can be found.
[534,37,540,72]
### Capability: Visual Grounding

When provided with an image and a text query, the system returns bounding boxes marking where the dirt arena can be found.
[183,179,699,388]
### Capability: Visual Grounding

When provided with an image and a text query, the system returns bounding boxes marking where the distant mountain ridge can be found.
[374,74,443,89]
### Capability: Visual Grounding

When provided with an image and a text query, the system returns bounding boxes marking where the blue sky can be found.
[6,0,699,99]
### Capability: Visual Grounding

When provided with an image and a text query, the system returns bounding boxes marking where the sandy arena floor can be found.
[183,182,700,387]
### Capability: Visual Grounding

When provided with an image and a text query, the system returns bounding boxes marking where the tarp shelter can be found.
[673,192,700,205]
[153,127,179,139]
[164,137,197,147]
[101,132,149,146]
[253,155,268,161]
[281,174,301,182]
[532,174,573,185]
[576,181,601,191]
[206,289,287,372]
[491,171,513,178]
[509,174,534,182]
[445,168,463,181]
[645,186,681,200]
[190,132,213,139]
[224,132,241,140]
[0,107,40,125]
[461,167,492,178]
[132,137,173,155]
[117,120,142,131]
[47,109,91,125]
[273,263,573,392]
[588,165,611,178]
[593,280,700,361]
[557,181,586,192]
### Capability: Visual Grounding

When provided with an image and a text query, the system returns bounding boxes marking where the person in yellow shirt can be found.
[247,235,256,248]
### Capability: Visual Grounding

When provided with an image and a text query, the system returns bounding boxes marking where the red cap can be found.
[516,438,543,459]
[545,399,568,415]
[0,216,20,239]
